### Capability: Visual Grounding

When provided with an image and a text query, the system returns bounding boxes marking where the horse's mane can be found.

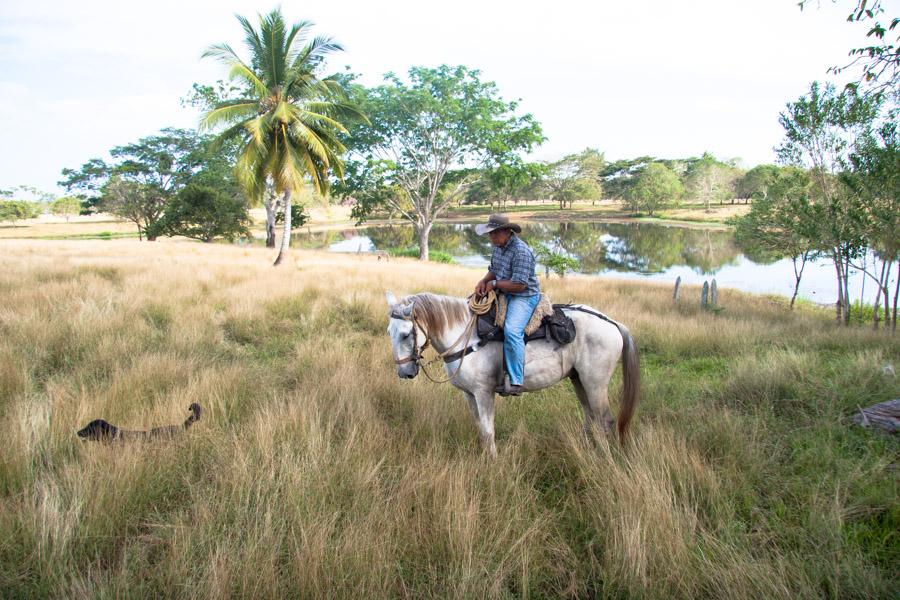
[400,293,469,338]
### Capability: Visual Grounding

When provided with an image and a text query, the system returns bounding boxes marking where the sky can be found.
[0,0,882,197]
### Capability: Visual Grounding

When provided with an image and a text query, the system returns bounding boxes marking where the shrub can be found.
[0,200,40,225]
[149,184,252,243]
[387,246,454,263]
[534,242,580,277]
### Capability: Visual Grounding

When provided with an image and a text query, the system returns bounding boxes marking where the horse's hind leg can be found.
[570,371,615,439]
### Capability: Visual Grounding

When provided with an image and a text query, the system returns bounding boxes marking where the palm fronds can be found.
[200,8,360,198]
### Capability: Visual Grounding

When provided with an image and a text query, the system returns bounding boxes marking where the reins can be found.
[393,291,497,384]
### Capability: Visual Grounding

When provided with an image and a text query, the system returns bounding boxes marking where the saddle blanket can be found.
[494,293,554,336]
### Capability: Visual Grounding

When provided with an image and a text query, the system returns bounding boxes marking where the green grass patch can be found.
[387,246,454,263]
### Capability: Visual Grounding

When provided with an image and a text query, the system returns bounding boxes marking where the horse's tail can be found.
[613,323,640,440]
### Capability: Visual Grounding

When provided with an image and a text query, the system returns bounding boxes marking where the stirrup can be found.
[494,374,523,396]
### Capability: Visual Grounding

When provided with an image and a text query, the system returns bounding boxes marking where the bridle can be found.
[389,293,495,383]
[390,307,429,366]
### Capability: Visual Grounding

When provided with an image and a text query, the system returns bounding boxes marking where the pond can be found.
[291,221,886,305]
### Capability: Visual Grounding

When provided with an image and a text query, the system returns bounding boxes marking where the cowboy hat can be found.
[475,213,522,235]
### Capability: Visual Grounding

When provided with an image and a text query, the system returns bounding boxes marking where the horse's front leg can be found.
[464,389,497,457]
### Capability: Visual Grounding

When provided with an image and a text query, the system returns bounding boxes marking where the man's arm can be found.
[494,279,526,294]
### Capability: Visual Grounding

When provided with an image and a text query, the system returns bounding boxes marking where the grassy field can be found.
[0,240,897,599]
[0,218,138,240]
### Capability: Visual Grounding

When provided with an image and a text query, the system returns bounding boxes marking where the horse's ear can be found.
[385,291,398,306]
[401,303,414,318]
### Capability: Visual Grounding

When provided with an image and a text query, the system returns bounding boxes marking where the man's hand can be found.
[475,279,488,296]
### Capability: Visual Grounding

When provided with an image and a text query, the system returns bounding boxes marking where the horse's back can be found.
[563,305,625,346]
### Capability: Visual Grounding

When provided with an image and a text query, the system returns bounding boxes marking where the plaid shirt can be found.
[489,234,540,297]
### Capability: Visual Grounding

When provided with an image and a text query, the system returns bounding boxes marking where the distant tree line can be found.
[385,149,799,216]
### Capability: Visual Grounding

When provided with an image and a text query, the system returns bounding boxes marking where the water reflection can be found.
[294,222,740,276]
[290,221,880,303]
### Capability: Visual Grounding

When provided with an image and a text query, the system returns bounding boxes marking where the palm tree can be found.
[201,9,360,265]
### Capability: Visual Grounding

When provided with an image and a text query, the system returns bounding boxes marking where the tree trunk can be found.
[833,253,843,325]
[882,260,892,332]
[893,261,899,333]
[264,198,277,248]
[417,221,432,261]
[790,253,808,309]
[872,260,886,330]
[859,252,867,320]
[273,190,292,266]
[842,253,851,326]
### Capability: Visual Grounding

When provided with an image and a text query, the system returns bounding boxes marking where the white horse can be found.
[386,292,640,455]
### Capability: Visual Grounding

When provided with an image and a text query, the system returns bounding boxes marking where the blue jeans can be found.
[503,293,541,385]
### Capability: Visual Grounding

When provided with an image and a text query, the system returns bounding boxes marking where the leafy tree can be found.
[599,156,654,200]
[201,9,359,265]
[275,202,310,229]
[844,116,899,330]
[99,178,162,240]
[50,196,82,222]
[60,128,209,236]
[485,161,547,210]
[182,80,248,113]
[58,158,111,213]
[337,65,544,260]
[148,184,252,243]
[735,167,821,308]
[625,163,683,216]
[776,81,879,324]
[0,200,39,226]
[461,163,544,210]
[684,152,740,210]
[736,164,780,203]
[543,149,604,209]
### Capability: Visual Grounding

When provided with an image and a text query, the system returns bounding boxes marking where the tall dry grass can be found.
[0,239,897,599]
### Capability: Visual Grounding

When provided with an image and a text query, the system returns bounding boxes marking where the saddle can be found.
[475,294,576,346]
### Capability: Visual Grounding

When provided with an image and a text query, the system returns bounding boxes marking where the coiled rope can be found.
[468,288,497,316]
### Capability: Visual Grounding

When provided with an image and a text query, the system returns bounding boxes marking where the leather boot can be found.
[495,374,524,396]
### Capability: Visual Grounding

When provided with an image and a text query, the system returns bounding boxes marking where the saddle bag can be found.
[545,308,576,345]
[476,314,504,342]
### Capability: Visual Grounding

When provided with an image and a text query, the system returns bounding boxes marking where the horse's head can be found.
[386,291,425,379]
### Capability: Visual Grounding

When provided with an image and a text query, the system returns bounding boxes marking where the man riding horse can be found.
[474,214,540,397]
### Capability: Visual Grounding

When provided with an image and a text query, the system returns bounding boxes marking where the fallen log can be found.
[852,399,900,434]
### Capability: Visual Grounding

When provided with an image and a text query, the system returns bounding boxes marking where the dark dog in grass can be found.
[77,403,202,442]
